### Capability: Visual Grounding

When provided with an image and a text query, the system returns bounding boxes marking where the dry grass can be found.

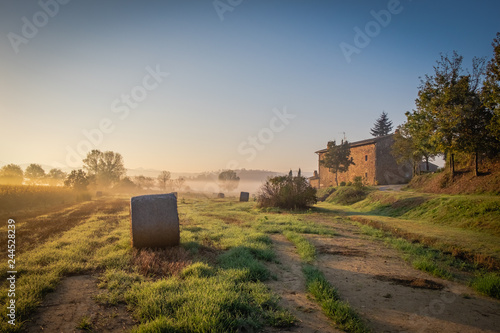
[132,247,192,278]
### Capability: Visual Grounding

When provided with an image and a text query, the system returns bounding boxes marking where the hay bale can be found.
[130,193,179,248]
[239,192,249,202]
[217,193,225,198]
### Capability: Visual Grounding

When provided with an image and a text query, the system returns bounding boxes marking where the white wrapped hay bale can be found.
[130,193,180,248]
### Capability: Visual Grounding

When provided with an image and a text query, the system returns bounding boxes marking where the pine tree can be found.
[370,111,393,137]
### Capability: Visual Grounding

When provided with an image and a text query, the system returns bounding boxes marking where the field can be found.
[1,190,500,332]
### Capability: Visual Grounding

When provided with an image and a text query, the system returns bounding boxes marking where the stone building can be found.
[310,134,412,188]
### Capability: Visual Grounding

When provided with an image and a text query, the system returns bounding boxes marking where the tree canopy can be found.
[320,140,355,186]
[25,164,46,185]
[83,150,126,187]
[370,111,393,137]
[218,170,240,192]
[64,169,90,191]
[0,164,24,185]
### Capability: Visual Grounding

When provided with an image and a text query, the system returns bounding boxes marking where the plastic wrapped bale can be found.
[130,193,180,248]
[217,193,225,198]
[239,192,249,202]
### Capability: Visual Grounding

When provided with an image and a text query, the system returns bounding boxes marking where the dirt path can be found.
[22,275,136,332]
[305,216,500,332]
[264,234,343,333]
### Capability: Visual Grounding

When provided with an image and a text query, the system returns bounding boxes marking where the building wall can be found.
[316,135,413,188]
[318,143,377,187]
[375,136,413,185]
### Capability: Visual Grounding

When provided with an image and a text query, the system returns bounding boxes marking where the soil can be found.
[21,274,136,333]
[263,215,500,332]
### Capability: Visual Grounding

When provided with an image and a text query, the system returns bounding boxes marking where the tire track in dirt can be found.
[22,275,136,332]
[264,234,343,333]
[305,216,500,332]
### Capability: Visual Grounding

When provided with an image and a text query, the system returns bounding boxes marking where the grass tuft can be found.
[284,231,316,263]
[471,273,500,299]
[302,265,368,333]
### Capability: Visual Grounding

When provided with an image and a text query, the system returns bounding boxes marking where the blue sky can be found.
[1,0,499,173]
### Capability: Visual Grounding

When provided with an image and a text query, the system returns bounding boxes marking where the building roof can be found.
[314,134,393,154]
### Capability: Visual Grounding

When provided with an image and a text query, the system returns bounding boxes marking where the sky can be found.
[1,0,499,174]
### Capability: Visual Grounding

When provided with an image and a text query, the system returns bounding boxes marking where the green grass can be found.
[302,265,368,333]
[283,231,316,263]
[76,315,93,330]
[357,224,455,280]
[252,214,336,235]
[0,203,132,332]
[471,273,500,299]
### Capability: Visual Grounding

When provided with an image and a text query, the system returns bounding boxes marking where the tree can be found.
[482,32,500,142]
[415,51,489,175]
[218,170,240,192]
[370,111,393,137]
[83,150,126,187]
[134,175,155,190]
[173,177,186,191]
[46,168,67,186]
[25,164,46,185]
[64,169,90,191]
[0,164,24,185]
[113,177,138,192]
[157,171,171,191]
[320,140,355,187]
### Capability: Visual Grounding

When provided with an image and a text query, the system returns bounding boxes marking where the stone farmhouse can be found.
[309,134,413,188]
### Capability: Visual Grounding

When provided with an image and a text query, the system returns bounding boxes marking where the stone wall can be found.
[316,135,412,187]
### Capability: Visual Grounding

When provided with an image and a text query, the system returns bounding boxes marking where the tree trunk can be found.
[449,153,455,176]
[335,171,338,187]
[425,156,429,172]
[474,151,479,177]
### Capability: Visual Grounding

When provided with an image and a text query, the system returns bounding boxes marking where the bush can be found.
[257,174,317,210]
[339,181,346,187]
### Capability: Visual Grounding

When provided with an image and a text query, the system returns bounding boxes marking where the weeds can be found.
[471,273,500,299]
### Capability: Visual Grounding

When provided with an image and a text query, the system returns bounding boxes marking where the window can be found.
[365,155,368,161]
[365,172,368,179]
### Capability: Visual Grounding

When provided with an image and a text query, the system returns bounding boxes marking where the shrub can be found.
[257,174,317,210]
[339,181,346,187]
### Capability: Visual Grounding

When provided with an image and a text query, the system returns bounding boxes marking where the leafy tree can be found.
[415,51,489,175]
[46,168,67,186]
[157,171,171,191]
[218,170,240,192]
[64,169,90,191]
[113,176,137,192]
[391,126,423,176]
[257,172,317,209]
[134,175,155,190]
[320,140,355,187]
[370,111,393,137]
[25,164,46,185]
[0,164,24,185]
[482,32,500,141]
[83,150,126,187]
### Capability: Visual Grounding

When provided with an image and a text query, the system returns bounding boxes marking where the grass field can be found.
[1,190,499,332]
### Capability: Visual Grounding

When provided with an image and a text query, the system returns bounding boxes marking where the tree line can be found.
[393,33,500,176]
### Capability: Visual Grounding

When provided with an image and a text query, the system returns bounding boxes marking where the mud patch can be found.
[22,275,136,332]
[374,275,445,290]
[317,245,367,257]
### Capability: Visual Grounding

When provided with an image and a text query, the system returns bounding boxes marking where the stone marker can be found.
[217,193,225,198]
[239,192,249,202]
[130,193,179,248]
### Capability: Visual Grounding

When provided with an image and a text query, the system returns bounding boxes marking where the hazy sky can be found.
[1,0,499,173]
